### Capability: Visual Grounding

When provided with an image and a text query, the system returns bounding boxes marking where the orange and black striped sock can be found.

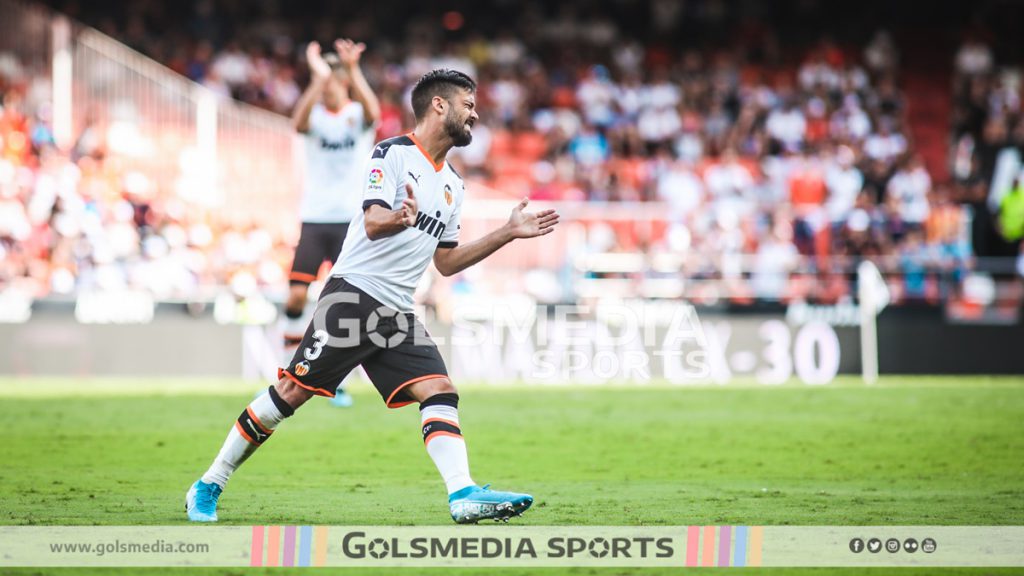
[201,386,294,488]
[420,393,474,495]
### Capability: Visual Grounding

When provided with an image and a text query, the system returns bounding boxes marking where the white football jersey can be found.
[300,102,376,223]
[331,134,464,313]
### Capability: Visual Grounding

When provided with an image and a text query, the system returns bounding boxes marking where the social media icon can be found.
[849,538,865,553]
[885,538,901,553]
[903,538,919,553]
[867,538,882,553]
[922,538,937,553]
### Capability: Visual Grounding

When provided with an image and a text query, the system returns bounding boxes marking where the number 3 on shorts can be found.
[304,329,329,361]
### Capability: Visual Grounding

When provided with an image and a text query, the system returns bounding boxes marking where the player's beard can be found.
[445,109,473,147]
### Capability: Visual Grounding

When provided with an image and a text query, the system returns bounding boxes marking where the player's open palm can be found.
[401,184,418,227]
[507,197,559,239]
[306,42,331,81]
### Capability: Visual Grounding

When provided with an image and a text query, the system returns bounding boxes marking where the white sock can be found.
[421,405,475,495]
[201,390,290,489]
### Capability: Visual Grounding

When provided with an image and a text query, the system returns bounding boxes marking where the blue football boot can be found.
[330,386,354,408]
[185,479,222,522]
[448,484,533,524]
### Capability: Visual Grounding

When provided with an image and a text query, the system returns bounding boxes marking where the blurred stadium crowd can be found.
[0,92,295,301]
[2,0,1023,305]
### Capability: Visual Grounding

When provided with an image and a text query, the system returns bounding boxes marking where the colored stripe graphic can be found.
[733,526,748,567]
[702,526,715,566]
[314,526,329,567]
[685,526,699,566]
[749,526,764,567]
[299,525,313,567]
[266,525,280,566]
[283,525,296,566]
[718,525,731,566]
[250,526,264,567]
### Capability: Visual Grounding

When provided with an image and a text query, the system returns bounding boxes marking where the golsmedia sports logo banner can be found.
[2,526,1023,567]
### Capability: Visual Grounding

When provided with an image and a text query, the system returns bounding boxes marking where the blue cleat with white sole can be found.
[448,484,533,524]
[185,479,222,522]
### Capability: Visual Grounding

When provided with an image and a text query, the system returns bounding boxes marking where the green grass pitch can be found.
[1,376,1022,576]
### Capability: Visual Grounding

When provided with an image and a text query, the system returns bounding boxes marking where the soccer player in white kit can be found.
[284,39,380,407]
[187,69,559,524]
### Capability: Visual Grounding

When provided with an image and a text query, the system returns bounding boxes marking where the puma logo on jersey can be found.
[408,172,421,184]
[413,211,447,240]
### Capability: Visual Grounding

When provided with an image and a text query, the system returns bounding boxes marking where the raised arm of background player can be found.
[291,41,331,133]
[364,186,559,276]
[291,40,381,133]
[333,38,381,128]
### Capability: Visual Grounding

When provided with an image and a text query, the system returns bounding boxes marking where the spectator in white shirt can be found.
[825,146,864,224]
[576,65,617,128]
[887,157,932,227]
[210,42,252,88]
[766,100,806,151]
[955,38,993,77]
[864,121,907,162]
[657,159,704,220]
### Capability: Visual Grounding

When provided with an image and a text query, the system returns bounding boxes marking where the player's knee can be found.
[407,376,457,402]
[274,377,313,410]
[444,380,458,395]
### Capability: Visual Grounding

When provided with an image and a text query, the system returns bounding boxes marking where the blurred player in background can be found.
[284,39,381,407]
[187,69,559,524]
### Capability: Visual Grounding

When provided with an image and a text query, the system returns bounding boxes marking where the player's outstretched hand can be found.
[507,197,559,239]
[400,184,418,227]
[335,39,366,69]
[306,41,331,81]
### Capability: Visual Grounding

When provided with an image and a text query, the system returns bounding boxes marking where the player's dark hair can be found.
[411,69,476,121]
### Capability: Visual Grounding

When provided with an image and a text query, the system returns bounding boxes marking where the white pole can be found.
[196,87,218,162]
[51,16,73,150]
[195,87,219,201]
[858,261,879,384]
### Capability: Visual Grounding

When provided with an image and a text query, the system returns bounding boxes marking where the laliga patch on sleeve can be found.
[368,168,384,190]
